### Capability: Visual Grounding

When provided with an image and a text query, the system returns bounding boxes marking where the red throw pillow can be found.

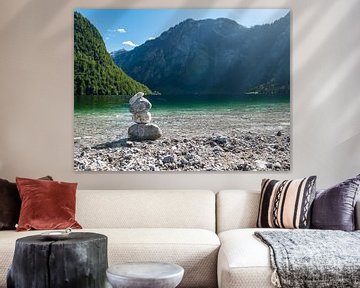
[16,177,82,231]
[0,176,53,230]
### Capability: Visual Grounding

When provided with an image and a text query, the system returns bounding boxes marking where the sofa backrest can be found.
[217,190,360,232]
[216,190,260,233]
[76,190,216,231]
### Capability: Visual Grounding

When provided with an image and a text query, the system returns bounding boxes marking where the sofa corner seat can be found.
[216,189,360,288]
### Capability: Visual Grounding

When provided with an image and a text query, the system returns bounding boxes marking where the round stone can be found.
[274,162,282,169]
[129,92,145,105]
[162,155,175,164]
[128,123,162,141]
[129,97,152,114]
[132,112,152,124]
[255,160,268,170]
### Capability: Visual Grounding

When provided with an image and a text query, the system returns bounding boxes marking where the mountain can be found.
[112,13,290,95]
[74,12,151,96]
[110,49,127,59]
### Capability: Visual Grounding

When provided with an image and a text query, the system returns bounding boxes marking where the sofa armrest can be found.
[356,201,360,230]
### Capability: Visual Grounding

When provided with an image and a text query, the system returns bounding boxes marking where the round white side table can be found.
[106,262,184,288]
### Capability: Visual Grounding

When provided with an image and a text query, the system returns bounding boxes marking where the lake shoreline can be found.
[74,130,290,172]
[74,93,290,172]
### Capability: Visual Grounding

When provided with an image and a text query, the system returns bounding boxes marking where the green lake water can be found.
[74,94,290,140]
[75,93,290,114]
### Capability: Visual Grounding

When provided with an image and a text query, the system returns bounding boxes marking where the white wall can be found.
[0,0,359,191]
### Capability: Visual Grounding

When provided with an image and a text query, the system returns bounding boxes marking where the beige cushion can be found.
[76,190,216,231]
[216,190,260,233]
[0,228,220,288]
[217,228,277,288]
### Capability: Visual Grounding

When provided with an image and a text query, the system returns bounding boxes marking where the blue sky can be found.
[76,9,289,53]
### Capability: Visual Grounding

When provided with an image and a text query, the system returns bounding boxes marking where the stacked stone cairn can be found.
[128,92,162,141]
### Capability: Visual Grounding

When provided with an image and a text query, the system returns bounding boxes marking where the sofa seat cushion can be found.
[218,228,281,288]
[0,228,219,288]
[102,228,220,288]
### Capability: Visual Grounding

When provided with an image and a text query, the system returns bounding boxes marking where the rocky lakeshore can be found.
[74,92,290,172]
[74,130,290,172]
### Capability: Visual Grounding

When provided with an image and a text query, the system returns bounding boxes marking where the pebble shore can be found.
[74,130,290,172]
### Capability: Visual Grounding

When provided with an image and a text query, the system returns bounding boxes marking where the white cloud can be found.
[148,36,156,40]
[117,28,127,33]
[122,40,138,48]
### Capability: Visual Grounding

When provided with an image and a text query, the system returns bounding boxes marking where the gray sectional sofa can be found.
[0,189,359,288]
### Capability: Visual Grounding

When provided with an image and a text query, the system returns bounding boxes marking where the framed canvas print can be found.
[74,8,290,172]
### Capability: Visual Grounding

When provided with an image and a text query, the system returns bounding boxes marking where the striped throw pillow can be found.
[257,176,317,229]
